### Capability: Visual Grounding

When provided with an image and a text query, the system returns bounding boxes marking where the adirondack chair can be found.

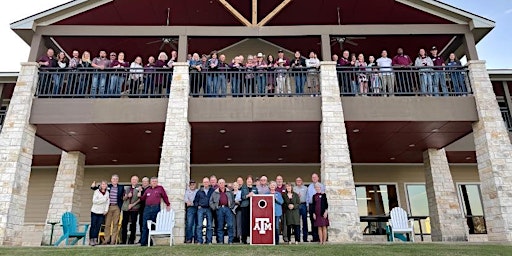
[98,213,123,244]
[54,212,90,246]
[388,207,415,242]
[147,209,175,247]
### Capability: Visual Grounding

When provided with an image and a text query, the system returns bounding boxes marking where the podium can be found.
[250,194,275,245]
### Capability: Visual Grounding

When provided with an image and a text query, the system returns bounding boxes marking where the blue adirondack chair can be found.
[54,212,90,246]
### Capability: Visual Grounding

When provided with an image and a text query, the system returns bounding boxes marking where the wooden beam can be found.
[463,32,479,61]
[252,0,258,26]
[257,0,292,27]
[218,0,252,27]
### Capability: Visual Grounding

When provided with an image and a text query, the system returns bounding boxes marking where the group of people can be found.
[333,47,467,96]
[89,175,170,246]
[185,173,329,245]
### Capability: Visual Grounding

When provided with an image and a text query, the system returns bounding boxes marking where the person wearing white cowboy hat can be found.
[275,58,288,95]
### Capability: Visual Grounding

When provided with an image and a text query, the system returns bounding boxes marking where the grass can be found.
[0,243,511,256]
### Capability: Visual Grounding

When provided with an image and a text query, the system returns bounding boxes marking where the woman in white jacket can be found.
[89,180,110,246]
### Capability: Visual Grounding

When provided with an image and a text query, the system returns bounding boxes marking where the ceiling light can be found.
[145,130,152,134]
[68,131,76,135]
[92,146,99,150]
[431,129,439,133]
[224,145,230,149]
[219,129,226,134]
[112,159,118,162]
[353,129,360,133]
[465,156,472,160]
[277,158,284,161]
[286,129,293,133]
[227,158,232,161]
[409,144,415,147]
[281,145,288,148]
[390,157,396,160]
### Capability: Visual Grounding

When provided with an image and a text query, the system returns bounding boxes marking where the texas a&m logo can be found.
[253,218,272,234]
[250,195,275,245]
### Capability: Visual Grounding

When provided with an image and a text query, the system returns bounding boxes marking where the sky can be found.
[0,0,510,72]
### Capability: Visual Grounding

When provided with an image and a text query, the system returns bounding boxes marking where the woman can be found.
[414,48,434,96]
[291,51,306,94]
[54,51,69,95]
[310,183,329,245]
[268,181,284,245]
[129,56,144,95]
[90,180,109,246]
[240,175,258,244]
[232,181,242,243]
[77,51,92,95]
[254,53,268,96]
[283,182,300,244]
[367,56,381,94]
[355,53,368,95]
[245,55,256,96]
[266,54,276,95]
[446,53,466,95]
[144,56,156,96]
[155,52,169,95]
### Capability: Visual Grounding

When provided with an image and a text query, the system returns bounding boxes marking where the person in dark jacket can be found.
[91,174,125,244]
[310,183,329,245]
[209,179,235,244]
[194,177,214,244]
[240,175,258,244]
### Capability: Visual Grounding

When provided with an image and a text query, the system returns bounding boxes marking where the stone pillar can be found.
[468,60,512,242]
[158,62,190,243]
[423,148,468,241]
[319,61,362,242]
[42,151,85,245]
[0,62,39,246]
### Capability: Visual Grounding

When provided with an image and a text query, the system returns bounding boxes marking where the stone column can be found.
[158,62,190,243]
[0,62,39,246]
[468,60,512,242]
[423,148,468,241]
[42,151,85,245]
[319,61,362,242]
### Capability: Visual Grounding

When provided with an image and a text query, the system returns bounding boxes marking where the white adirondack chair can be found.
[389,207,415,242]
[147,209,175,247]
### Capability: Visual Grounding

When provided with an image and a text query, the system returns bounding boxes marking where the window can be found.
[356,184,398,235]
[405,184,430,235]
[458,184,486,234]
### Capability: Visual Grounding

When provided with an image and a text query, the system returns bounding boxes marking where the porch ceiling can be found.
[32,120,475,166]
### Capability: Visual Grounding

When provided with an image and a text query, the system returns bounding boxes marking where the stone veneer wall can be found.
[468,60,512,242]
[319,61,362,242]
[424,148,468,241]
[157,63,191,244]
[0,63,39,246]
[42,151,86,245]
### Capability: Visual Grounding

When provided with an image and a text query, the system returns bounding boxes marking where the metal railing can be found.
[336,66,471,96]
[0,108,6,132]
[501,107,512,132]
[36,68,173,98]
[360,215,430,241]
[189,69,320,97]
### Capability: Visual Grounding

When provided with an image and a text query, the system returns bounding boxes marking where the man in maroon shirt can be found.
[139,177,171,246]
[209,179,235,244]
[392,48,413,94]
[430,46,448,96]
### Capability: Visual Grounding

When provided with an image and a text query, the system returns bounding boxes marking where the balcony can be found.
[501,107,512,132]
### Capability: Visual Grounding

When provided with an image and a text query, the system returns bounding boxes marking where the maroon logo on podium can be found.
[250,194,275,245]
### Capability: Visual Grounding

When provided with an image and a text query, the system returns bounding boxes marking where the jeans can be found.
[121,210,139,244]
[196,207,213,244]
[419,73,433,95]
[216,206,234,243]
[78,74,90,95]
[90,212,104,239]
[91,73,107,96]
[256,74,267,95]
[432,72,448,96]
[206,74,217,96]
[52,74,62,95]
[275,216,281,245]
[185,206,197,242]
[295,74,306,94]
[231,75,241,97]
[451,72,466,94]
[140,205,160,246]
[299,203,308,241]
[217,74,227,97]
[108,75,124,95]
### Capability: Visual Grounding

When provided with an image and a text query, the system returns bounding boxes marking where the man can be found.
[392,48,413,94]
[377,50,395,96]
[256,175,270,194]
[430,46,448,96]
[38,48,57,93]
[184,180,198,243]
[305,51,321,95]
[91,174,124,245]
[277,49,291,67]
[209,179,235,244]
[209,175,220,242]
[120,175,141,244]
[91,50,111,96]
[137,176,150,243]
[338,50,352,94]
[294,177,309,242]
[166,50,177,94]
[217,54,229,97]
[194,177,214,244]
[275,175,288,242]
[306,173,325,242]
[139,177,171,246]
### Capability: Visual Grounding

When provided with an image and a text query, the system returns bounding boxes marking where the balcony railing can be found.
[336,66,471,96]
[36,68,172,98]
[189,69,320,97]
[501,107,512,132]
[0,108,6,132]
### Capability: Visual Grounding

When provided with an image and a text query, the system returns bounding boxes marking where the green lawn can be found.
[0,244,511,256]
